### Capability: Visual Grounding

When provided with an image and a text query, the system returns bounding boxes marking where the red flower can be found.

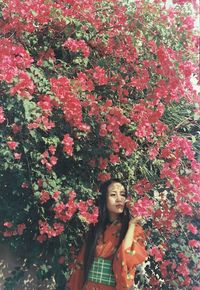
[0,106,5,123]
[62,134,74,156]
[109,154,120,164]
[38,220,65,238]
[17,223,26,235]
[77,200,99,224]
[14,153,22,160]
[128,196,154,218]
[63,38,90,58]
[98,157,108,170]
[7,141,18,150]
[37,234,47,243]
[11,123,22,134]
[68,191,76,200]
[149,246,164,262]
[21,182,29,189]
[54,200,77,222]
[92,66,108,85]
[178,202,193,216]
[76,72,94,92]
[37,95,53,111]
[40,191,50,204]
[4,221,13,228]
[50,156,58,166]
[133,179,153,195]
[188,239,200,248]
[99,123,107,137]
[187,223,198,234]
[97,172,111,182]
[48,145,56,155]
[52,191,61,200]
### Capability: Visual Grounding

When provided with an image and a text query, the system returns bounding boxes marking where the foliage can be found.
[0,0,199,289]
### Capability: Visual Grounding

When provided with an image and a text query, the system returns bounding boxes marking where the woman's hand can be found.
[129,216,144,226]
[125,200,145,226]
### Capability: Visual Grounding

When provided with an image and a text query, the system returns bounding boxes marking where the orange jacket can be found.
[68,220,147,290]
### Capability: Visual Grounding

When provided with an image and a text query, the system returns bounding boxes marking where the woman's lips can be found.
[116,204,124,209]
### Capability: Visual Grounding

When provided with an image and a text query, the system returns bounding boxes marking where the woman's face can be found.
[106,182,126,221]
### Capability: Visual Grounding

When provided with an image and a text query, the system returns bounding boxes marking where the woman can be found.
[68,178,148,289]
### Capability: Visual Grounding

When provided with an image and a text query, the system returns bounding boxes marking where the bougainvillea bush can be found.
[0,0,199,289]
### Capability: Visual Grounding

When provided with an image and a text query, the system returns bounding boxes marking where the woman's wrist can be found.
[129,216,143,225]
[129,219,137,226]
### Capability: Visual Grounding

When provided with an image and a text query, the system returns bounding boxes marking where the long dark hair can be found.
[83,178,131,285]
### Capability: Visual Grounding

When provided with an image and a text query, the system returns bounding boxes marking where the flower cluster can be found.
[130,100,167,140]
[40,145,58,171]
[0,38,33,83]
[54,199,77,222]
[2,0,53,34]
[128,196,155,218]
[62,134,74,156]
[38,220,64,239]
[63,38,90,58]
[2,221,26,237]
[51,76,90,131]
[77,199,99,224]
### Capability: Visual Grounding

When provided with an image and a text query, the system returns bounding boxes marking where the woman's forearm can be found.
[124,222,136,249]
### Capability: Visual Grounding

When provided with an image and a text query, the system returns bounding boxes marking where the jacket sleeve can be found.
[67,244,85,290]
[113,224,148,290]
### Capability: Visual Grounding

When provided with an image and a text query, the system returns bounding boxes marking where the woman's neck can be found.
[108,213,120,223]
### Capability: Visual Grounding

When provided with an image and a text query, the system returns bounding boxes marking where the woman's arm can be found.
[124,216,143,249]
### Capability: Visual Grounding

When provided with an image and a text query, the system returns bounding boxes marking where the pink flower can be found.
[17,223,26,235]
[37,234,47,243]
[63,38,90,58]
[48,145,56,155]
[62,134,74,156]
[21,182,29,189]
[149,246,164,262]
[128,196,154,218]
[97,172,111,182]
[4,221,13,228]
[12,123,22,134]
[99,123,107,137]
[7,141,18,150]
[45,162,52,171]
[14,153,22,160]
[52,191,61,200]
[188,239,200,248]
[0,106,5,123]
[109,154,120,164]
[133,179,153,195]
[98,157,108,170]
[68,191,76,200]
[178,202,193,216]
[187,223,198,234]
[50,156,58,166]
[40,191,50,204]
[92,66,108,85]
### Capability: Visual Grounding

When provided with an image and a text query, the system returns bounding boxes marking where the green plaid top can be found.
[88,257,116,287]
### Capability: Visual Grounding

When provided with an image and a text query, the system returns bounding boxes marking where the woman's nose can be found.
[116,195,125,202]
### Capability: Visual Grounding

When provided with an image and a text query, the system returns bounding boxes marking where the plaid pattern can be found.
[88,257,116,286]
